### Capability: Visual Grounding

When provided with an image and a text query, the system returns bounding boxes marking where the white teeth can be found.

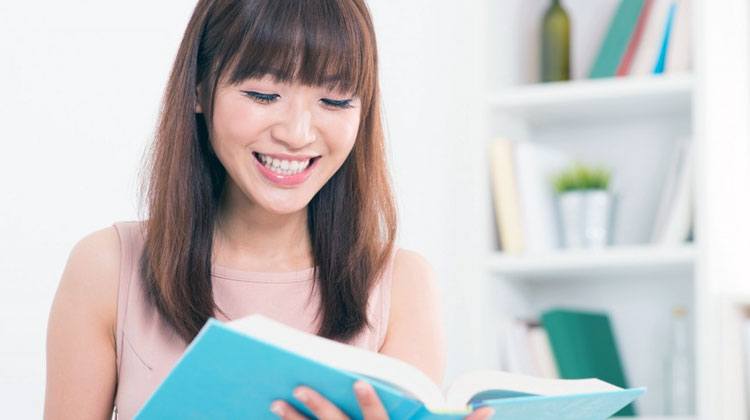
[256,152,313,175]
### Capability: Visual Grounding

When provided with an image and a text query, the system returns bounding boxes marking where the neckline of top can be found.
[211,263,316,283]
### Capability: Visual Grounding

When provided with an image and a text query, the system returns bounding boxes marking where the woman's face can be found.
[201,73,361,215]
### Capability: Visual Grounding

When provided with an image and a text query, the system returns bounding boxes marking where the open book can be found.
[135,314,645,419]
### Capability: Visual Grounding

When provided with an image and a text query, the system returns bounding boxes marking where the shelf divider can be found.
[488,244,696,281]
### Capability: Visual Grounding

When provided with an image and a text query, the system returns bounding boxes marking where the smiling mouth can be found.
[252,152,321,176]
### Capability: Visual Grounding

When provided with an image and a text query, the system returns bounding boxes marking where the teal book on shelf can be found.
[134,314,644,419]
[589,0,647,78]
[541,309,636,416]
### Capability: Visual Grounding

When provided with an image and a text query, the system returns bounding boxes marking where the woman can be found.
[44,1,494,419]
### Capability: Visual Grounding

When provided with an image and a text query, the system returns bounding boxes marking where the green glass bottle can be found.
[541,0,571,82]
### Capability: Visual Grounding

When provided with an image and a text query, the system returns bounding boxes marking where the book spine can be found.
[489,139,524,254]
[653,1,678,74]
[589,0,647,78]
[616,0,655,76]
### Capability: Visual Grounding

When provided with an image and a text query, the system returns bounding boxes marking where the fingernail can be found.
[270,401,285,416]
[293,387,308,402]
[354,381,369,400]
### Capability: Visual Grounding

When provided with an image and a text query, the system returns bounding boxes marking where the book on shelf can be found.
[616,0,654,76]
[498,318,558,380]
[590,0,692,78]
[665,0,691,73]
[135,314,645,419]
[489,139,524,254]
[489,139,571,255]
[650,138,693,244]
[589,0,647,78]
[541,308,636,416]
[514,141,571,253]
[652,1,677,74]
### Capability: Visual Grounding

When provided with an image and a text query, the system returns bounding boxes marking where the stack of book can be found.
[589,0,691,79]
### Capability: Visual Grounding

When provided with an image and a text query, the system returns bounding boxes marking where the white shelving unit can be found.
[458,0,750,419]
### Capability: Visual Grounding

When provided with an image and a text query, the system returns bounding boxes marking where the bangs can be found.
[224,0,370,96]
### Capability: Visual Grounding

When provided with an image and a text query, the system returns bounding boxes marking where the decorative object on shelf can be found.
[552,163,615,248]
[664,306,692,415]
[541,0,571,82]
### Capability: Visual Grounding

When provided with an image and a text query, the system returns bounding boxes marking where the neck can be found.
[212,181,313,271]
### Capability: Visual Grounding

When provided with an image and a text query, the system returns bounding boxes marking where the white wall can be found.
[0,1,484,417]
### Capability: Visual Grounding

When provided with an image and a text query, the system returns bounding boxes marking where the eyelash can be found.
[242,91,354,109]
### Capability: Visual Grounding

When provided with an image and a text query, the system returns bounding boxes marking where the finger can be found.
[465,406,495,420]
[293,386,349,420]
[353,380,388,420]
[269,400,307,420]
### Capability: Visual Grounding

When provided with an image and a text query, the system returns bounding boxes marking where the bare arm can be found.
[379,249,446,386]
[44,226,120,420]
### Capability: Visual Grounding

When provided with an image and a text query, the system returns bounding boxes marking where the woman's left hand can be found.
[270,380,387,419]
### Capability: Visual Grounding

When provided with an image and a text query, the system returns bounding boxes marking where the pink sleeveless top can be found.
[111,220,397,419]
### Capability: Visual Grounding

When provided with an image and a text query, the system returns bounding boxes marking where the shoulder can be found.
[55,224,122,338]
[390,248,439,299]
[380,248,445,384]
[389,248,441,320]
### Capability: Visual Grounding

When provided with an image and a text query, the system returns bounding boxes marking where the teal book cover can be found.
[541,309,635,416]
[589,0,647,78]
[135,317,644,419]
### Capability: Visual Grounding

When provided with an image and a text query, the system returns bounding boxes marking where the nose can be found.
[270,99,317,150]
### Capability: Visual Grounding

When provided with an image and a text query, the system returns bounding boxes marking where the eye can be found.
[321,98,354,109]
[242,91,279,104]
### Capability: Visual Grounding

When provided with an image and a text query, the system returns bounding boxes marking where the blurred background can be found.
[1,0,750,419]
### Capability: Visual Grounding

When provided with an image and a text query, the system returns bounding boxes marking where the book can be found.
[665,0,691,73]
[498,318,539,376]
[541,309,636,416]
[589,0,647,78]
[653,1,678,74]
[652,139,693,244]
[135,314,645,419]
[616,0,654,76]
[498,319,558,380]
[489,139,524,254]
[514,141,571,253]
[629,0,674,76]
[528,325,559,380]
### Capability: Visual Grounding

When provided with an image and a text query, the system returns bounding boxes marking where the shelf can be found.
[488,244,696,282]
[487,74,693,125]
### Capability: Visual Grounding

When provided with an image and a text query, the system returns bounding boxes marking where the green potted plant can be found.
[552,163,615,248]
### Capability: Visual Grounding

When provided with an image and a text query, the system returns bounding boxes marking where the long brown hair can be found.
[137,0,396,344]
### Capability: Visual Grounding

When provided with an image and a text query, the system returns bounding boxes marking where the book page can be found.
[226,315,449,409]
[445,370,623,407]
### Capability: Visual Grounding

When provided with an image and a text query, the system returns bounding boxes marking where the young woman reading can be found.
[44,1,494,418]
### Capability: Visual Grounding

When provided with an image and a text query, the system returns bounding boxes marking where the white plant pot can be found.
[557,190,616,248]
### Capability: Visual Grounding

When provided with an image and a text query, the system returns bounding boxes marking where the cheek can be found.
[212,96,264,148]
[327,114,360,154]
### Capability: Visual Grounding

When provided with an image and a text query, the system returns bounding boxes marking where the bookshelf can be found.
[458,0,750,419]
[462,0,710,418]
